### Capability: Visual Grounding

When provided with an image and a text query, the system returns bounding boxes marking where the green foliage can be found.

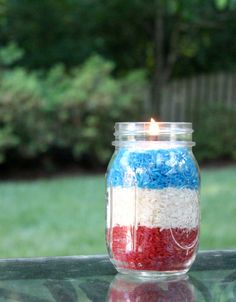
[0,53,146,166]
[215,0,228,9]
[2,0,236,76]
[0,67,50,159]
[42,55,146,164]
[193,105,236,162]
[0,42,24,66]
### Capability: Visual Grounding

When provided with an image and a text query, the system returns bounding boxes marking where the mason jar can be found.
[106,122,200,277]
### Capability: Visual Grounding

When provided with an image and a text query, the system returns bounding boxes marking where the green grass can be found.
[200,166,236,249]
[0,166,235,258]
[0,176,107,257]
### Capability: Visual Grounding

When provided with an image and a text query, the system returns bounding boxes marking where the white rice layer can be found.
[107,187,199,229]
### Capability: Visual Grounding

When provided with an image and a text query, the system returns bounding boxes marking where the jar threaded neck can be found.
[113,122,195,147]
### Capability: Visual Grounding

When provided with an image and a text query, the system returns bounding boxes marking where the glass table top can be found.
[0,250,235,301]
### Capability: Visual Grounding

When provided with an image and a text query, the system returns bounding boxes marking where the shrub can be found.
[193,105,236,163]
[2,43,234,168]
[0,68,51,160]
[0,53,147,167]
[43,56,147,164]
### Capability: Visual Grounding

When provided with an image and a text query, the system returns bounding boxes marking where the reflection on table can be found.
[107,274,196,302]
[0,251,234,301]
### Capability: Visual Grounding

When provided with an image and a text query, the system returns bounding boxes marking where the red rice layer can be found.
[108,225,198,271]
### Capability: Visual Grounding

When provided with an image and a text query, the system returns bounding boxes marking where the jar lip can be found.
[114,122,193,135]
[113,122,195,146]
[116,122,192,125]
[112,141,196,147]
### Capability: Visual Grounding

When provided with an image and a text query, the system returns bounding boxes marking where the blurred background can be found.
[0,0,235,257]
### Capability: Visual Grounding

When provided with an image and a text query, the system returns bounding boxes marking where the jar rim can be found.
[113,122,195,147]
[114,122,193,134]
[116,122,192,125]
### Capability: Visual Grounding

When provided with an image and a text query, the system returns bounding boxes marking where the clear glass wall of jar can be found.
[106,122,200,277]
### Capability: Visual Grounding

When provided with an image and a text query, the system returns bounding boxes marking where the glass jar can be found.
[106,122,200,277]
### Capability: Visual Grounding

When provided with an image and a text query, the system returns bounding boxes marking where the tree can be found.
[1,0,236,116]
[151,0,236,114]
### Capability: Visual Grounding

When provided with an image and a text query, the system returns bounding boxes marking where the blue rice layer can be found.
[107,147,200,190]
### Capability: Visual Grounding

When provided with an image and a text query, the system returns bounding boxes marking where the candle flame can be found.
[149,118,160,135]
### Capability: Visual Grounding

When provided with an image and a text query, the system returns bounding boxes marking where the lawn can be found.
[0,166,235,258]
